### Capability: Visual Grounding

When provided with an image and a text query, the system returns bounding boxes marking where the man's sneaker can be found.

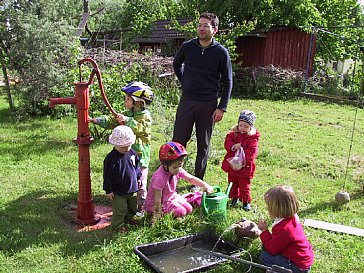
[190,185,200,193]
[243,203,251,211]
[230,198,238,207]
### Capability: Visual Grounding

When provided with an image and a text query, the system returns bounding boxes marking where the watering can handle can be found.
[202,186,221,215]
[78,58,118,118]
[202,192,208,214]
[212,186,222,193]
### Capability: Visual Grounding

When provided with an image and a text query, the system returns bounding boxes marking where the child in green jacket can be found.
[90,82,153,217]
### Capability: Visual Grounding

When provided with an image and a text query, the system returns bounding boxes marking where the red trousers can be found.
[228,172,252,203]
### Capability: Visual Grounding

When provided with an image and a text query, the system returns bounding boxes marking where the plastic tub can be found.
[133,231,241,273]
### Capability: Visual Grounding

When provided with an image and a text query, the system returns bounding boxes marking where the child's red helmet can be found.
[159,141,187,162]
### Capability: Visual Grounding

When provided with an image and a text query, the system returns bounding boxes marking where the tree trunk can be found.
[83,0,89,13]
[0,47,14,111]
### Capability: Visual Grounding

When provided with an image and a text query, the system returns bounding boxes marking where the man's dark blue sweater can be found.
[173,38,233,111]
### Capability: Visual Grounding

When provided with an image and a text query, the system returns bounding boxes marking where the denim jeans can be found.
[260,251,311,273]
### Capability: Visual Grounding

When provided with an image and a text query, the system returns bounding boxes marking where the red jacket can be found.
[260,215,314,270]
[221,129,260,178]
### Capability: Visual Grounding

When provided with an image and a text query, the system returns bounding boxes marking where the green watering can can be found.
[201,182,233,222]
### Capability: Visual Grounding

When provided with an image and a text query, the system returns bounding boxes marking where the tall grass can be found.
[0,94,364,273]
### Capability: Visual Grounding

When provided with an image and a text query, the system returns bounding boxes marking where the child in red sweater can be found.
[258,185,314,273]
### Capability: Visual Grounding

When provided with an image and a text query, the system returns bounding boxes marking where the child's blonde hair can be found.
[231,124,257,136]
[264,185,299,218]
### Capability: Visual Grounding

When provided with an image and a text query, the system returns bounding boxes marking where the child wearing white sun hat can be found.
[103,125,141,232]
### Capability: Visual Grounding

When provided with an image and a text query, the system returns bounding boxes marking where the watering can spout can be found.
[226,182,233,196]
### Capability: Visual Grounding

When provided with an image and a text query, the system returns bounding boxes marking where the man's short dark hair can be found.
[200,12,219,28]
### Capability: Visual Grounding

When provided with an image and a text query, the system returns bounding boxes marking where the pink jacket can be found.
[221,129,260,178]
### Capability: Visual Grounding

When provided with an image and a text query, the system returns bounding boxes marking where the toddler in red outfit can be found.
[221,110,260,211]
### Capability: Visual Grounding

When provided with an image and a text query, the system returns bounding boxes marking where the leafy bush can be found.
[84,49,180,117]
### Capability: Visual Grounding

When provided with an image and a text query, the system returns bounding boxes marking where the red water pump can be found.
[49,58,117,225]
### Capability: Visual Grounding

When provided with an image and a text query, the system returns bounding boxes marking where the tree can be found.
[0,42,14,111]
[312,0,364,61]
[87,0,364,61]
[0,0,82,115]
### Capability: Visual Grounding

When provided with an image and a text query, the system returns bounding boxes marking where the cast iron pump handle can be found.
[78,58,118,118]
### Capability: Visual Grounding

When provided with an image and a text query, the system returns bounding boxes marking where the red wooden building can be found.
[236,27,316,73]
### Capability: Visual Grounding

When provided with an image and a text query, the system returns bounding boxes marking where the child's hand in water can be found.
[258,218,268,231]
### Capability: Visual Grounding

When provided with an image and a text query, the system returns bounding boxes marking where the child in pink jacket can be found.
[144,142,213,223]
[222,110,260,211]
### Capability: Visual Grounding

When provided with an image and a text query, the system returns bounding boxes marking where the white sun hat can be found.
[109,125,136,146]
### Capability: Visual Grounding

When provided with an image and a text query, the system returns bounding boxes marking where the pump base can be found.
[65,204,112,232]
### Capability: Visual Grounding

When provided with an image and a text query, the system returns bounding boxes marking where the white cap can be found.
[109,125,136,146]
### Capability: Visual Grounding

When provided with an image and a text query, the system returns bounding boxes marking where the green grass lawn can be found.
[0,94,364,273]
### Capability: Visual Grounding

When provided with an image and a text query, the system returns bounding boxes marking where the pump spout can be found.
[49,97,76,108]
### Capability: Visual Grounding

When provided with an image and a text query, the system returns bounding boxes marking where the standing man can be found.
[172,12,233,191]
